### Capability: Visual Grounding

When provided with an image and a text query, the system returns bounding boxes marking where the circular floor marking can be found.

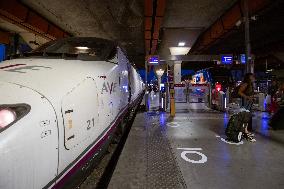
[220,137,244,145]
[177,148,207,164]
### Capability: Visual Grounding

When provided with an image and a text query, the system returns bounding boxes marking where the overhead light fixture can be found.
[169,47,191,55]
[156,68,164,77]
[235,20,242,27]
[76,46,89,50]
[178,42,185,47]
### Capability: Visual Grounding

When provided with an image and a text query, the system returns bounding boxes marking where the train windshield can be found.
[32,37,117,61]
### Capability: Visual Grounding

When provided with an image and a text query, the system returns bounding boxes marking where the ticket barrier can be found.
[212,90,226,111]
[252,93,266,111]
[174,84,187,103]
[188,83,210,103]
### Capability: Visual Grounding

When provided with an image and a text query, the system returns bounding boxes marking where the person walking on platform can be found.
[238,73,256,142]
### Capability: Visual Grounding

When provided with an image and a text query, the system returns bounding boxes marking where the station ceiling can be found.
[0,0,283,70]
[21,0,145,65]
[158,0,237,57]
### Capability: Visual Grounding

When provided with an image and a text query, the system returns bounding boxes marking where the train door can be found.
[127,63,132,103]
[117,47,130,108]
[61,78,99,151]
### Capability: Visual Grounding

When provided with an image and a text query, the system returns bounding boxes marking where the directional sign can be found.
[148,55,159,64]
[221,54,233,64]
[240,54,246,64]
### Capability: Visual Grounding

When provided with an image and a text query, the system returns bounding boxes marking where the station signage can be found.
[240,54,246,64]
[148,55,159,64]
[220,54,233,64]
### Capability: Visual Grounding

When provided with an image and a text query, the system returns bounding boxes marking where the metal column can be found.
[243,0,254,73]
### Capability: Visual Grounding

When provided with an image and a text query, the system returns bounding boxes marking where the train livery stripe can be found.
[47,92,144,189]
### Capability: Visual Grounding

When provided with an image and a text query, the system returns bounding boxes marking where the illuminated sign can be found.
[215,83,222,92]
[240,54,246,64]
[221,54,233,64]
[148,55,159,64]
[160,83,165,91]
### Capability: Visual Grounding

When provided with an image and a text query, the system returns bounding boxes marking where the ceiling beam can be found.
[190,0,272,54]
[0,0,71,40]
[144,0,153,55]
[144,0,166,57]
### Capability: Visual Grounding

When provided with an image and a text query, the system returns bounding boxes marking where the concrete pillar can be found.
[243,0,253,73]
[174,61,182,83]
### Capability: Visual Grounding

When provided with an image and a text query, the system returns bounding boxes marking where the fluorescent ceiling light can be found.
[169,47,191,55]
[178,42,185,46]
[76,46,89,50]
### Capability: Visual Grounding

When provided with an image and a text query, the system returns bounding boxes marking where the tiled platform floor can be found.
[108,93,284,189]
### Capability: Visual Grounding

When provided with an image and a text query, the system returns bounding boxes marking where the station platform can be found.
[108,93,284,189]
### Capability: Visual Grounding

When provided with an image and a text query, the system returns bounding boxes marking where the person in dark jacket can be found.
[238,73,256,142]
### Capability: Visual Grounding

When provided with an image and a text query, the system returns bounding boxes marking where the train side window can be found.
[106,47,118,64]
[107,47,117,60]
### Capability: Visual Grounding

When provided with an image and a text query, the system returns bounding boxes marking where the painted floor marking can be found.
[177,148,207,164]
[219,137,244,145]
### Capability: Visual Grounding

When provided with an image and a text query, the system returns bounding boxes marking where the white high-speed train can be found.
[0,37,144,189]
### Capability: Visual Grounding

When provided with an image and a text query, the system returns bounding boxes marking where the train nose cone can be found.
[0,81,59,189]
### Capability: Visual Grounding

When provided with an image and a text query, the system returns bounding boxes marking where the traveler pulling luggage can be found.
[225,108,255,142]
[229,73,256,142]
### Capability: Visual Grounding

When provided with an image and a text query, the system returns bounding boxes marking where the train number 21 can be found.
[87,118,95,130]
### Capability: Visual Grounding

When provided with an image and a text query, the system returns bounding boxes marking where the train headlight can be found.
[0,109,16,128]
[0,104,31,132]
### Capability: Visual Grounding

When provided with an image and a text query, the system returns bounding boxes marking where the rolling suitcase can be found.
[225,109,251,142]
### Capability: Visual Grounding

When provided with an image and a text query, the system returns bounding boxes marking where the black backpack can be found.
[225,111,251,142]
